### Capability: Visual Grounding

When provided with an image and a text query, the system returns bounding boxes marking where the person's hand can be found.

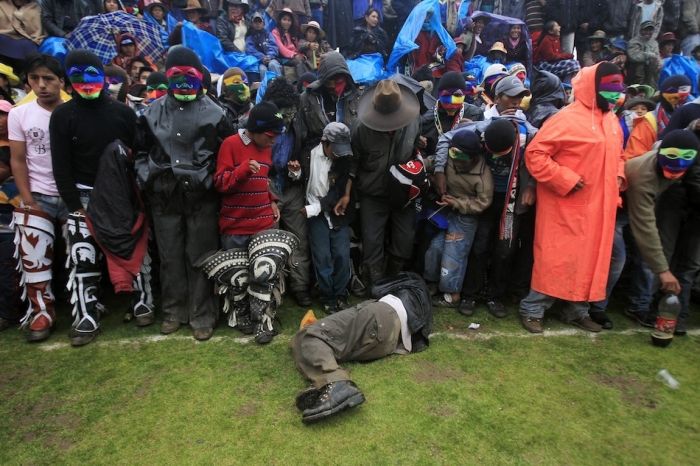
[262,56,270,64]
[687,118,700,134]
[440,194,459,208]
[249,159,261,174]
[659,270,681,295]
[570,178,584,193]
[271,202,280,221]
[334,195,350,216]
[416,135,428,149]
[617,176,625,191]
[499,107,518,116]
[299,206,308,218]
[287,160,301,173]
[521,185,536,206]
[434,172,447,196]
[310,42,319,51]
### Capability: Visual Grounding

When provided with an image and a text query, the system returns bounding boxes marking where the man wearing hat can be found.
[50,49,138,346]
[659,32,677,59]
[136,46,232,341]
[299,122,355,313]
[245,11,283,79]
[292,272,432,424]
[351,79,422,290]
[581,30,608,67]
[298,20,331,74]
[627,20,661,88]
[217,0,249,52]
[487,41,507,65]
[622,96,658,160]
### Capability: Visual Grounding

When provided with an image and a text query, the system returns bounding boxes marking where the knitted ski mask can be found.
[657,130,699,180]
[437,71,467,115]
[595,62,625,112]
[165,46,204,102]
[65,49,105,100]
[145,71,168,102]
[221,67,250,104]
[659,75,692,108]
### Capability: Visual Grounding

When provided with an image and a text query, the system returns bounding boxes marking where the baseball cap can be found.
[495,75,531,97]
[252,11,264,21]
[640,20,655,30]
[322,122,352,157]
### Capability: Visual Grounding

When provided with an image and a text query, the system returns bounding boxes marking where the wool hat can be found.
[65,49,104,72]
[437,71,467,92]
[483,119,516,154]
[222,67,248,83]
[246,101,285,133]
[322,122,352,157]
[659,75,691,92]
[659,129,699,151]
[450,129,482,155]
[146,71,167,87]
[165,45,203,72]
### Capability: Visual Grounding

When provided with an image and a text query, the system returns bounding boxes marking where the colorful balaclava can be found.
[449,128,482,172]
[595,62,626,113]
[164,45,204,103]
[221,67,250,104]
[65,49,105,100]
[659,75,692,108]
[145,71,168,103]
[437,71,467,116]
[657,129,699,180]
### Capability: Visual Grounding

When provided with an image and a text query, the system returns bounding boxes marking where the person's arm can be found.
[524,125,581,196]
[625,39,648,64]
[271,29,298,58]
[333,177,352,216]
[9,141,35,208]
[49,108,83,212]
[265,31,279,58]
[213,138,256,192]
[245,35,265,60]
[452,160,495,215]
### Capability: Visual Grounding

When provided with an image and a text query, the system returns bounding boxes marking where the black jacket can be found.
[371,272,433,352]
[41,0,102,37]
[544,0,579,33]
[526,69,566,128]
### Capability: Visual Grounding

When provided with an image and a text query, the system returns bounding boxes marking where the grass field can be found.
[1,293,699,465]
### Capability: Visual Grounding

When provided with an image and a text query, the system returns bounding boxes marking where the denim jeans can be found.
[308,216,351,303]
[590,208,653,313]
[520,289,590,321]
[31,192,69,222]
[221,234,251,250]
[424,212,479,294]
[259,59,283,78]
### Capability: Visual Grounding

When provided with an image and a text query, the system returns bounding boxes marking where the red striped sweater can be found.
[214,131,276,235]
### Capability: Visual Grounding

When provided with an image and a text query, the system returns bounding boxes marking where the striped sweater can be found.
[215,130,276,235]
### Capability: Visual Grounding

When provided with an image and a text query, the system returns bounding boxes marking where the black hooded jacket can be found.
[526,69,566,129]
[371,272,433,352]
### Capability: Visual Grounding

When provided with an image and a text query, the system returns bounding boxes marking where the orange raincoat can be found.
[525,63,625,302]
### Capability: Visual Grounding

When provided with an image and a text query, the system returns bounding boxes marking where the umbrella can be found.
[66,11,166,64]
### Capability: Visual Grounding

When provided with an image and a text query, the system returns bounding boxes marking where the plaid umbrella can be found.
[66,11,166,64]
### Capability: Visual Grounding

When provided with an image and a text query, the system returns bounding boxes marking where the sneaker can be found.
[589,310,613,330]
[432,293,458,308]
[624,308,655,328]
[567,316,602,333]
[520,315,543,333]
[458,298,476,316]
[486,300,508,318]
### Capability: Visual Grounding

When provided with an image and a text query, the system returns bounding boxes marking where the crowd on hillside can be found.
[0,0,699,357]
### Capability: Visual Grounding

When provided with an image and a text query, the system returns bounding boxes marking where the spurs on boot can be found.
[301,380,365,424]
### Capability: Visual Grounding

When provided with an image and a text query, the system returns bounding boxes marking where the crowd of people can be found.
[0,0,699,422]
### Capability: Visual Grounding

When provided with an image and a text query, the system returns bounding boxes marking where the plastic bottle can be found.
[651,294,681,347]
[656,369,680,390]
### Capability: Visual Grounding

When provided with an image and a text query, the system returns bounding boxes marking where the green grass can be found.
[1,294,699,465]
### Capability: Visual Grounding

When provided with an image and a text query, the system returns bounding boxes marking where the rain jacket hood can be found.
[527,69,565,127]
[307,51,355,91]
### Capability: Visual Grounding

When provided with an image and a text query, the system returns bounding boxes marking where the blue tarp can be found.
[38,37,68,64]
[386,0,457,73]
[660,55,700,97]
[347,53,389,85]
[181,21,259,74]
[470,11,532,75]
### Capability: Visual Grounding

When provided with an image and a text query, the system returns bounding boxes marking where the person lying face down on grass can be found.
[291,272,432,424]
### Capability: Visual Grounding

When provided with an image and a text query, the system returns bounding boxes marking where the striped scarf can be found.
[498,119,525,243]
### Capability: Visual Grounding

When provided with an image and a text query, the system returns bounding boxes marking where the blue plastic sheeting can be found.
[386,0,457,73]
[144,12,171,47]
[464,55,489,83]
[347,53,390,85]
[181,21,259,74]
[38,37,68,64]
[255,70,282,104]
[660,55,700,97]
[470,11,531,74]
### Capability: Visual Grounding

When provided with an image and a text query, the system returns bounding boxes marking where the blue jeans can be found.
[591,209,653,313]
[308,216,350,303]
[423,212,478,294]
[520,290,590,321]
[31,192,69,221]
